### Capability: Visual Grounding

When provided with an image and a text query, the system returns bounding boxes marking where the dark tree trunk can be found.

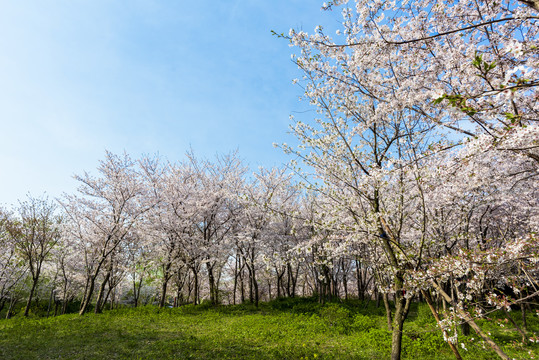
[390,290,411,360]
[239,265,245,303]
[95,270,111,314]
[192,267,199,305]
[276,267,285,298]
[342,261,348,299]
[503,308,527,343]
[383,293,393,331]
[6,297,17,319]
[461,321,471,336]
[422,290,463,360]
[248,266,254,303]
[47,287,55,317]
[286,263,292,297]
[62,297,69,315]
[432,281,509,360]
[132,269,144,308]
[79,276,96,315]
[24,274,40,317]
[159,262,173,308]
[356,259,363,300]
[207,262,218,305]
[80,277,90,311]
[233,255,239,305]
[80,252,111,315]
[245,253,259,307]
[103,279,115,311]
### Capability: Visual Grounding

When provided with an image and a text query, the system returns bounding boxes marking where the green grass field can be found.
[1,298,537,359]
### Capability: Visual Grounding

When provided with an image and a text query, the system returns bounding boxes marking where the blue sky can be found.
[0,1,338,206]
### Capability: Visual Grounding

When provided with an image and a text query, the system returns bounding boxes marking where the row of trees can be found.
[0,1,538,359]
[0,152,357,316]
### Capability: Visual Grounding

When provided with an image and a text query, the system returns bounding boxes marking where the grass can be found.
[0,298,537,359]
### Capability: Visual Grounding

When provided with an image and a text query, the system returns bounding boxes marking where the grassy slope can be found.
[0,299,537,360]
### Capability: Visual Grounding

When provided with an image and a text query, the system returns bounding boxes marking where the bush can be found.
[267,296,318,312]
[351,313,377,332]
[319,303,352,334]
[292,302,322,315]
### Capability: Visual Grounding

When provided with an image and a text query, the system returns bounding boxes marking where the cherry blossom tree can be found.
[187,151,246,305]
[0,208,28,316]
[6,196,61,317]
[139,156,199,307]
[236,167,299,305]
[61,151,148,315]
[281,1,538,358]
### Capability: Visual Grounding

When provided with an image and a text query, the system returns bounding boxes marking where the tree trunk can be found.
[503,308,527,343]
[390,291,411,360]
[80,277,90,311]
[192,267,199,305]
[461,321,471,336]
[63,296,73,315]
[95,261,114,314]
[47,288,55,317]
[79,276,96,315]
[133,279,139,308]
[248,265,254,303]
[80,253,110,315]
[356,259,362,300]
[252,267,259,307]
[6,297,17,319]
[174,269,185,307]
[207,262,217,305]
[233,255,239,305]
[286,263,292,297]
[390,308,405,360]
[422,290,463,360]
[132,270,144,308]
[291,264,299,298]
[342,261,348,299]
[61,281,69,315]
[24,276,39,317]
[159,277,169,308]
[159,262,172,308]
[95,270,111,314]
[103,281,114,311]
[276,267,284,298]
[245,259,259,307]
[383,293,393,331]
[432,281,509,360]
[239,265,245,303]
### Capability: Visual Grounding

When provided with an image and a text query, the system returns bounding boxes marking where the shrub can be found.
[351,313,377,332]
[319,303,352,334]
[292,302,322,315]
